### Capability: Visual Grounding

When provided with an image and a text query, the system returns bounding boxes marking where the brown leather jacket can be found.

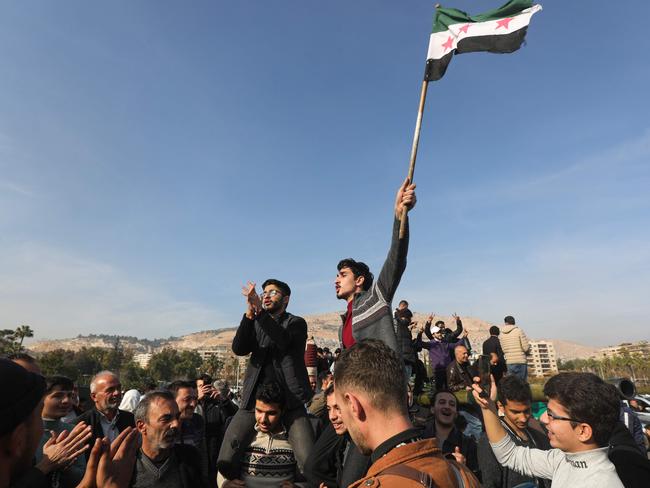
[348,438,480,488]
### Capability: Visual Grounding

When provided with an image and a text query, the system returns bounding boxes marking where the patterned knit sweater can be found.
[217,426,305,488]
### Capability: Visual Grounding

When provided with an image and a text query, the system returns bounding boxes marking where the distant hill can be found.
[28,312,600,360]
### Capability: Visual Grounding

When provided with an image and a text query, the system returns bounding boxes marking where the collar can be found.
[97,408,120,424]
[564,446,610,461]
[254,422,288,437]
[371,428,422,463]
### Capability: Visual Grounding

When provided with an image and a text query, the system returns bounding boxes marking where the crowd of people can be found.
[3,180,650,488]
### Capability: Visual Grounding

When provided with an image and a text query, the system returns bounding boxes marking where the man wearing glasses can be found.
[473,372,624,487]
[217,279,315,481]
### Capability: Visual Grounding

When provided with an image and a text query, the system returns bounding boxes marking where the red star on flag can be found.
[496,17,513,30]
[441,36,454,52]
[458,24,471,34]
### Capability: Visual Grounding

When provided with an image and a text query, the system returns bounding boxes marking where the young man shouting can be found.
[335,179,416,353]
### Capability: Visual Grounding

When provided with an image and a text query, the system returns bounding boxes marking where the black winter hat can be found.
[0,358,46,436]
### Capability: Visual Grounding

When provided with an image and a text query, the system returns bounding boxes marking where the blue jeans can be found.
[508,363,528,381]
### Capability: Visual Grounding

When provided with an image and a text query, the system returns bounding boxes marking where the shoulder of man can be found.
[352,439,479,488]
[117,409,135,428]
[173,443,203,465]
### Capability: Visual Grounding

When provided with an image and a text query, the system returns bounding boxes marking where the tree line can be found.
[1,325,241,389]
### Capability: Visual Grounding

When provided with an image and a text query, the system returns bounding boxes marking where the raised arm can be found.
[450,314,464,339]
[232,282,262,356]
[375,179,416,302]
[472,377,558,480]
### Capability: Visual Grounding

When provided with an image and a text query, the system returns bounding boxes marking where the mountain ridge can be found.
[27,312,600,360]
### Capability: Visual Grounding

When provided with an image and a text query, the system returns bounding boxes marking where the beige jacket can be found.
[500,325,530,364]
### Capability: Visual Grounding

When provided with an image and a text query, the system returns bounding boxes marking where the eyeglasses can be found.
[545,409,583,424]
[261,290,282,298]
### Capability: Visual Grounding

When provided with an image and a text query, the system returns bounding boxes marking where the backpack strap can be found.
[379,464,436,487]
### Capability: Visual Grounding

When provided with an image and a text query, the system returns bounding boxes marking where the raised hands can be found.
[77,427,138,488]
[37,422,93,474]
[394,178,417,219]
[242,281,262,319]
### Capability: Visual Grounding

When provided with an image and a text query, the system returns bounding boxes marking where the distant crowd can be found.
[3,180,650,488]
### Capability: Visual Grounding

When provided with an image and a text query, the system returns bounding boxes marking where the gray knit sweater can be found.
[338,217,409,353]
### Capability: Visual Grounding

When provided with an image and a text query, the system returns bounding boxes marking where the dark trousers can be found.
[216,404,315,480]
[433,368,448,391]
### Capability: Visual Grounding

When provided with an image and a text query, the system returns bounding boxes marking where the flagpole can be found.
[399,74,430,239]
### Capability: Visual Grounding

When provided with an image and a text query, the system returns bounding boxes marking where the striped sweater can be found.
[338,217,409,353]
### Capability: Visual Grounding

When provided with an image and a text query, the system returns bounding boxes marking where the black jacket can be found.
[608,421,650,488]
[422,422,479,477]
[477,420,551,488]
[74,407,135,457]
[446,360,477,393]
[304,423,370,488]
[394,308,417,364]
[233,310,312,410]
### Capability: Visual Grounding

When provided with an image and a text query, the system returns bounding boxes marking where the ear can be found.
[282,295,289,307]
[354,275,365,289]
[90,392,97,402]
[576,423,594,444]
[346,392,367,422]
[136,420,147,436]
[496,401,504,413]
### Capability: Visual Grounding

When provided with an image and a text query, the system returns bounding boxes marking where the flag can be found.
[424,0,542,81]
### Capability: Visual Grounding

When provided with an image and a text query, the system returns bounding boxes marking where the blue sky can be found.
[1,1,648,346]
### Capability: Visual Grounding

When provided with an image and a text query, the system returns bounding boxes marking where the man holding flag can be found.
[334,178,416,353]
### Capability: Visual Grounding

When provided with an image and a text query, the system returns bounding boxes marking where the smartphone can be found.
[477,355,491,399]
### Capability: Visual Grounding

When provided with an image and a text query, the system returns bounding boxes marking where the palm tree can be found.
[14,324,34,351]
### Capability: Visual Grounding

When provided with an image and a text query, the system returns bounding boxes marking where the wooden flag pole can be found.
[399,77,430,239]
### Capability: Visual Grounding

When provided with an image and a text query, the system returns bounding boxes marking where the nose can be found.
[170,418,180,429]
[540,411,549,425]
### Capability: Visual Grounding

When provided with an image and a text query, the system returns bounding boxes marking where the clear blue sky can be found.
[1,1,648,346]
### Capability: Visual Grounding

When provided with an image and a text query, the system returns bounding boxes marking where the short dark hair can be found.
[431,389,458,409]
[255,381,285,408]
[324,384,335,398]
[489,326,500,336]
[134,390,175,424]
[167,380,196,396]
[45,376,74,393]
[434,320,445,328]
[543,372,619,447]
[504,316,516,325]
[399,300,409,307]
[333,339,406,414]
[497,375,532,406]
[337,259,374,291]
[261,279,291,296]
[196,373,212,384]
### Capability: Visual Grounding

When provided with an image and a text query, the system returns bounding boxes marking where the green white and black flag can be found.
[425,0,542,81]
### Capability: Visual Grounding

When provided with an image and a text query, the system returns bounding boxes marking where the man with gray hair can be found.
[132,390,207,488]
[74,370,135,455]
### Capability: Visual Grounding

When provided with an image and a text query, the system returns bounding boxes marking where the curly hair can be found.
[337,259,374,291]
[255,380,286,408]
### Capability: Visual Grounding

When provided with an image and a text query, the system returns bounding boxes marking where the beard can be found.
[346,420,371,455]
